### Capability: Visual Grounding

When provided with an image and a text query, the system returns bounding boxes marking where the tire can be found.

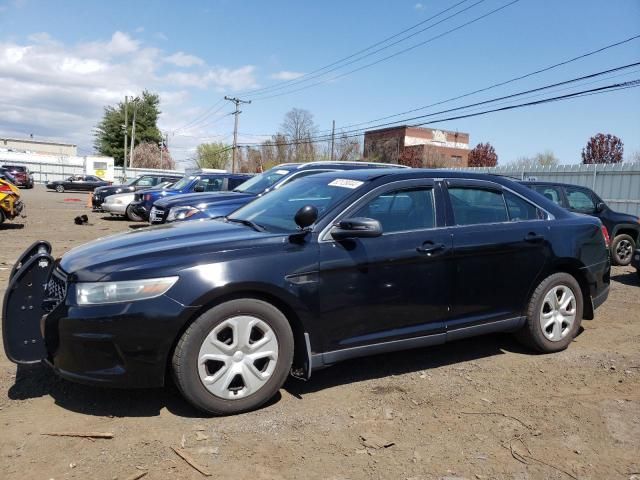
[610,234,635,266]
[0,209,5,225]
[55,185,64,193]
[172,298,294,415]
[125,204,143,222]
[516,272,583,353]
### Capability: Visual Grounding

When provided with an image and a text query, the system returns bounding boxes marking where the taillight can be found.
[601,225,610,248]
[144,194,151,201]
[0,183,12,192]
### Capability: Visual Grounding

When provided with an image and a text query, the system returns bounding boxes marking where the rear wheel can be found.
[172,299,294,415]
[125,204,143,222]
[55,185,64,193]
[611,234,635,266]
[0,209,5,225]
[516,272,583,353]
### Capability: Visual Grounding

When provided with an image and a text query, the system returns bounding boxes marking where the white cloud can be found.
[414,3,425,10]
[270,70,305,81]
[0,32,258,159]
[165,51,205,67]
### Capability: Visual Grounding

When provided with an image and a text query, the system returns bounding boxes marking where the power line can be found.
[238,73,640,148]
[172,98,226,134]
[249,0,521,101]
[240,0,487,98]
[310,32,640,135]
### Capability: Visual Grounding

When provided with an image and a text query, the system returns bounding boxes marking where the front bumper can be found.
[2,242,198,388]
[149,206,167,224]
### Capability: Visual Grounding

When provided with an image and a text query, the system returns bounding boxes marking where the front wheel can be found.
[172,299,294,415]
[55,185,64,193]
[611,234,635,266]
[516,272,583,353]
[125,204,143,222]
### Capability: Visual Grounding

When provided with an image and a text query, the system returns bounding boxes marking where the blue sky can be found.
[1,0,639,165]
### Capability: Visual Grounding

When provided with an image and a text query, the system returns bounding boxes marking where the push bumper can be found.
[129,201,149,221]
[3,241,198,388]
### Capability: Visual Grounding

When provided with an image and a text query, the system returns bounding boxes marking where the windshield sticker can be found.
[276,170,289,175]
[328,179,364,189]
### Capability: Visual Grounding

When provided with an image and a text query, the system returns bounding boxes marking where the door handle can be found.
[416,242,446,254]
[524,232,545,243]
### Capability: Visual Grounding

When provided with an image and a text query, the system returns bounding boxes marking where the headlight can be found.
[167,206,200,222]
[76,277,178,305]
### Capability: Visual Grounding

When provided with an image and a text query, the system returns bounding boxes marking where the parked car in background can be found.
[1,165,34,188]
[0,177,24,224]
[46,175,111,193]
[150,161,408,224]
[102,182,175,221]
[0,168,19,186]
[3,169,610,415]
[130,171,252,221]
[92,173,182,211]
[523,181,640,266]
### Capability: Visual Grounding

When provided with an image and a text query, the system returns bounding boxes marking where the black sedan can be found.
[3,169,610,415]
[46,175,110,193]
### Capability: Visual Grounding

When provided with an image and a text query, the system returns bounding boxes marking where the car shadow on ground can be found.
[284,332,537,398]
[7,362,282,419]
[611,270,639,286]
[0,224,25,230]
[8,332,538,418]
[100,215,129,221]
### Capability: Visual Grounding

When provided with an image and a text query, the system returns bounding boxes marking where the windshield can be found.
[170,175,194,191]
[234,167,291,195]
[228,175,366,233]
[124,177,138,186]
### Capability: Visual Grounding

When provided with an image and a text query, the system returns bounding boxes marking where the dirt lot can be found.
[1,185,639,480]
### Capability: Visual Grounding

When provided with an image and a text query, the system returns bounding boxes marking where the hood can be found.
[59,219,286,281]
[155,191,255,209]
[104,192,136,203]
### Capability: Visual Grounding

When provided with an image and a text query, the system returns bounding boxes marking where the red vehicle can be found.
[1,165,34,188]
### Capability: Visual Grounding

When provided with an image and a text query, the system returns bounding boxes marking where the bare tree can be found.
[511,150,559,167]
[334,132,361,161]
[421,144,448,168]
[366,138,400,164]
[131,141,176,169]
[280,108,318,162]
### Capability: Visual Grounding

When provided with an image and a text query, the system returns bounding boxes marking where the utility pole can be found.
[224,96,251,172]
[330,120,336,161]
[123,96,128,179]
[129,98,139,169]
[160,132,168,169]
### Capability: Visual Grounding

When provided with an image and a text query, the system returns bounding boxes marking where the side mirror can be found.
[596,202,605,213]
[193,185,205,193]
[331,217,383,240]
[294,205,318,229]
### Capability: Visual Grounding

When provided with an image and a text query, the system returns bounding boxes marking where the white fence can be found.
[0,150,185,184]
[456,162,640,216]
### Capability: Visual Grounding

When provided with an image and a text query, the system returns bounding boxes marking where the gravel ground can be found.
[1,185,639,480]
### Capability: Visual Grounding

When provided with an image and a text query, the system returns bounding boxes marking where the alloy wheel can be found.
[197,316,279,400]
[539,285,576,342]
[616,239,633,263]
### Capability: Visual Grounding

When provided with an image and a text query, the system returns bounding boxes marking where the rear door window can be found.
[448,187,508,225]
[565,187,596,213]
[196,177,224,192]
[504,191,545,221]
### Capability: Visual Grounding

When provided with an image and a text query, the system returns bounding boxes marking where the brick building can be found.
[363,126,469,168]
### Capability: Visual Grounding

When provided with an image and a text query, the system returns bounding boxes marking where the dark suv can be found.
[3,170,610,415]
[92,173,182,211]
[523,181,640,266]
[1,165,34,188]
[130,172,252,221]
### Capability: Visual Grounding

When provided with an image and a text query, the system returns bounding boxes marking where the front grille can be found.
[44,268,67,312]
[149,206,165,223]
